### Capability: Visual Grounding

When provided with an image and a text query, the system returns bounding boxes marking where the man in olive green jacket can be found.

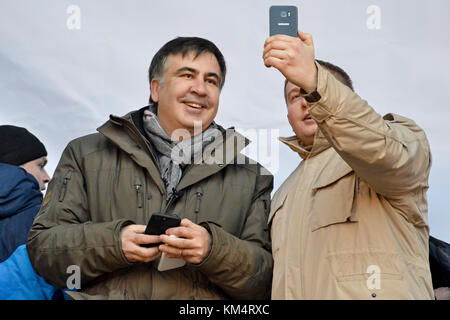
[263,32,433,299]
[27,37,273,300]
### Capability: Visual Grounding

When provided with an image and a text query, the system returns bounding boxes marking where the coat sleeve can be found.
[308,63,432,198]
[195,169,273,300]
[27,141,134,289]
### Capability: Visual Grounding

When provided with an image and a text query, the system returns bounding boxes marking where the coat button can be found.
[371,293,377,298]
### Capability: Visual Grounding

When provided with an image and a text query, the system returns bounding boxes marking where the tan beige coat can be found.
[269,64,434,300]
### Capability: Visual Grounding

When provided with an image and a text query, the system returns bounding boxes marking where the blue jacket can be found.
[0,163,42,262]
[0,244,59,299]
[0,164,63,299]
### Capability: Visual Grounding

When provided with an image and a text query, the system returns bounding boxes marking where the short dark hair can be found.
[315,59,353,91]
[148,37,227,103]
[284,59,354,103]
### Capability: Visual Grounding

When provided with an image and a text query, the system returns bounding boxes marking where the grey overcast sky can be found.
[1,0,449,242]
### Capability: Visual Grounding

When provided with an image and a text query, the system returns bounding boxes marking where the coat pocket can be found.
[310,163,357,231]
[326,250,407,299]
[327,250,403,281]
[58,170,73,202]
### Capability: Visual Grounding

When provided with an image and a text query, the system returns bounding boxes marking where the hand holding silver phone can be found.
[157,235,186,271]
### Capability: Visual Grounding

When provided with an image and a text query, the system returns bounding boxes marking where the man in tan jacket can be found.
[263,31,434,299]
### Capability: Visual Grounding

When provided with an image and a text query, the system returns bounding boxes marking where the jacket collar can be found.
[97,107,250,194]
[279,128,331,160]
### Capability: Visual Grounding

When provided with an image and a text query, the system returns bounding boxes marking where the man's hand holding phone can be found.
[266,6,317,94]
[263,31,317,94]
[120,224,162,263]
[159,218,212,265]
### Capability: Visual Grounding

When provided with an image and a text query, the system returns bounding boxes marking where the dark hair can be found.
[148,37,227,103]
[315,59,353,91]
[284,59,354,103]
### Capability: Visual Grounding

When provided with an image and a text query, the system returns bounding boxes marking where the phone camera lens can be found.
[281,11,287,18]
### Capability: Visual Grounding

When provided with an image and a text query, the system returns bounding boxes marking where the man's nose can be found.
[190,78,207,96]
[300,97,309,109]
[43,169,51,184]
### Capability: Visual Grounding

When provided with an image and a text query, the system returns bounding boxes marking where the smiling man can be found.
[150,51,221,136]
[27,37,273,300]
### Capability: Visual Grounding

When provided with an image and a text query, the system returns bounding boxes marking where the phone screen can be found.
[270,5,298,37]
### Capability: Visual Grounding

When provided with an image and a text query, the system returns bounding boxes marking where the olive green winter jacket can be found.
[27,107,273,300]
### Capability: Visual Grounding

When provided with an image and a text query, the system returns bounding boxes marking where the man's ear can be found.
[150,79,161,103]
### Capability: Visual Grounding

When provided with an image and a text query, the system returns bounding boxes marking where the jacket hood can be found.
[279,127,331,160]
[97,107,252,195]
[0,163,43,218]
[101,107,250,167]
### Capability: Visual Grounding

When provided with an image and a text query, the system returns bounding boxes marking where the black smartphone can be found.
[269,5,298,37]
[141,213,181,248]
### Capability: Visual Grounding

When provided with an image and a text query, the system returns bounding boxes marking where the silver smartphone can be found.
[157,252,186,272]
[269,5,298,37]
[157,235,186,272]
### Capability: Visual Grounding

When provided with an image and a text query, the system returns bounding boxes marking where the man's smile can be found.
[184,102,205,109]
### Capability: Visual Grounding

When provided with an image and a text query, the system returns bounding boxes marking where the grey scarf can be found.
[143,104,221,199]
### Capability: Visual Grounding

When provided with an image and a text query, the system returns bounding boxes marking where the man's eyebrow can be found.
[207,72,220,79]
[175,67,221,82]
[175,67,198,75]
[206,72,221,82]
[287,87,300,99]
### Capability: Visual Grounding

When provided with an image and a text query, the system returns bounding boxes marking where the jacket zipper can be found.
[59,170,72,202]
[134,177,143,209]
[194,191,203,214]
[263,199,268,213]
[300,160,308,299]
[162,189,181,214]
[194,190,204,224]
